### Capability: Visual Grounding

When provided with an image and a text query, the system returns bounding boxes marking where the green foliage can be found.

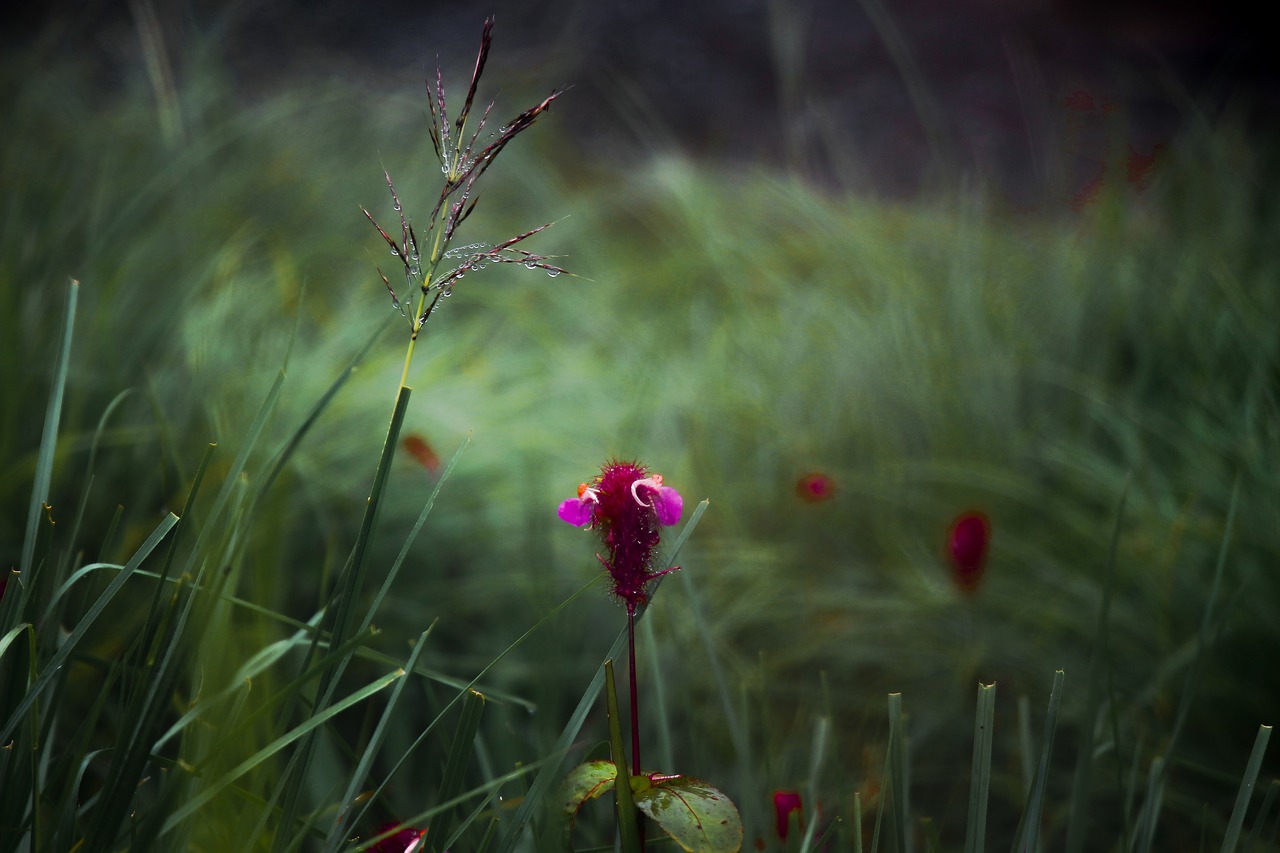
[561,760,744,853]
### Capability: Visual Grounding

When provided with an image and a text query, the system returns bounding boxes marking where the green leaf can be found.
[633,774,743,853]
[560,760,619,816]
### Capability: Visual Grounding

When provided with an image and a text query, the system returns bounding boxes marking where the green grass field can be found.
[2,13,1277,853]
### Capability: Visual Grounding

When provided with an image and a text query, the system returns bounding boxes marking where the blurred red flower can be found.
[773,789,803,841]
[946,511,991,594]
[402,433,440,473]
[795,472,836,503]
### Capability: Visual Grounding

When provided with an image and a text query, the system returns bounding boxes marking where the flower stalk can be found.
[559,461,684,847]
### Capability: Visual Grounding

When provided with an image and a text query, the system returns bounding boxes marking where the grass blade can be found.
[0,512,179,744]
[1221,725,1272,853]
[276,385,411,841]
[1133,476,1240,853]
[320,626,432,852]
[158,667,405,838]
[1066,476,1130,853]
[798,716,831,853]
[1010,670,1065,853]
[422,688,487,853]
[1243,778,1278,852]
[606,659,642,853]
[19,278,77,581]
[966,682,997,853]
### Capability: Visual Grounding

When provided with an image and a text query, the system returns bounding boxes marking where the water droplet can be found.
[523,261,537,270]
[547,269,562,278]
[392,202,401,211]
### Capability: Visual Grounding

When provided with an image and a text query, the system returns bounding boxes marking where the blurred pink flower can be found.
[946,511,991,594]
[795,472,836,503]
[773,790,803,841]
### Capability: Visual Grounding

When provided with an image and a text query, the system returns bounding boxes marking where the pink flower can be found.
[557,482,600,527]
[773,790,803,841]
[795,472,836,503]
[631,474,683,525]
[946,511,991,595]
[558,460,683,613]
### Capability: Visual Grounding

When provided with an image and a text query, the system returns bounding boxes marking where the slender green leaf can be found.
[1243,778,1278,852]
[321,626,433,852]
[795,716,831,853]
[159,667,404,838]
[1134,477,1240,853]
[0,512,179,744]
[1067,476,1129,853]
[1221,725,1272,853]
[277,384,411,843]
[1011,670,1065,853]
[607,659,642,853]
[20,279,77,579]
[422,688,486,853]
[966,682,997,853]
[0,624,32,663]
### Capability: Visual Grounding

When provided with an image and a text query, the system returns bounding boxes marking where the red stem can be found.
[628,608,645,849]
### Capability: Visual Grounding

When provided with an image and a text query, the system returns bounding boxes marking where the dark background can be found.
[6,0,1277,198]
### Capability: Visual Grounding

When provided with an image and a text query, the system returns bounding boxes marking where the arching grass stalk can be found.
[278,17,569,844]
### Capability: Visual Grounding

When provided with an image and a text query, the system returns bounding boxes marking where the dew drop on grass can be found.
[547,269,561,277]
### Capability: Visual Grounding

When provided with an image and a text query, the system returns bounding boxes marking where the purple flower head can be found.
[558,460,683,613]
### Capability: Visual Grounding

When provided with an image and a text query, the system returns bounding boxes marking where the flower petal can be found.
[653,486,683,526]
[558,497,594,527]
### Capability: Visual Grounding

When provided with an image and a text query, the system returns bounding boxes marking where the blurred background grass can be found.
[3,1,1279,849]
